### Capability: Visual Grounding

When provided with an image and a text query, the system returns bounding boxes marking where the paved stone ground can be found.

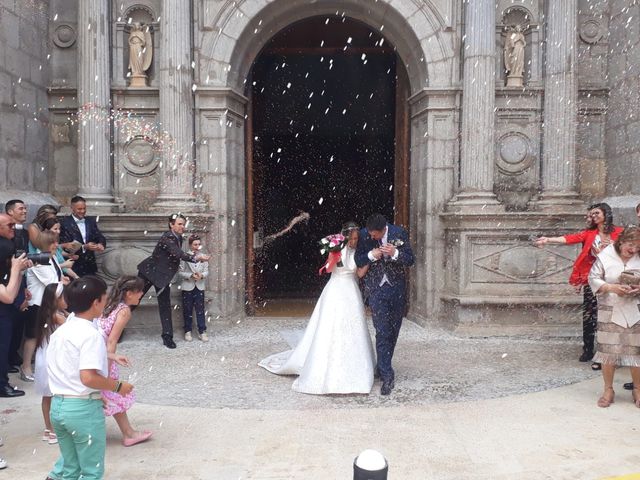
[122,317,598,409]
[3,318,639,480]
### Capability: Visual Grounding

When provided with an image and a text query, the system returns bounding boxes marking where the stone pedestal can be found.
[506,75,523,87]
[129,75,148,88]
[441,211,585,335]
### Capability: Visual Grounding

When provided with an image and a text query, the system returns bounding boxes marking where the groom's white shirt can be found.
[367,226,399,287]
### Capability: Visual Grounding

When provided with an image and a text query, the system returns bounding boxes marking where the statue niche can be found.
[127,23,153,87]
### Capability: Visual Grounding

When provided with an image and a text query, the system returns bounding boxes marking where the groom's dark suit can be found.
[355,223,414,383]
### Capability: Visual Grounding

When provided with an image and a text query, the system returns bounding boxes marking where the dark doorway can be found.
[246,16,408,315]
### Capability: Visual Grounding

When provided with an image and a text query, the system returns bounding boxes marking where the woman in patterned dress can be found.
[97,276,152,446]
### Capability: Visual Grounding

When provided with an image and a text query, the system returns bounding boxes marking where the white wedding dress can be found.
[259,246,375,394]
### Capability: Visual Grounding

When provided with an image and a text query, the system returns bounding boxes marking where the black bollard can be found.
[353,449,388,480]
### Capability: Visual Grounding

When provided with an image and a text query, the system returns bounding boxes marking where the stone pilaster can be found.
[455,0,499,208]
[195,88,247,319]
[77,0,114,208]
[155,0,199,209]
[539,0,580,206]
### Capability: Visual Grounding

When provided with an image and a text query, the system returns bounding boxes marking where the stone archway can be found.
[195,0,458,324]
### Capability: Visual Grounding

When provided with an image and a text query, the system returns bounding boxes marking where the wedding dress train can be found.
[259,246,375,394]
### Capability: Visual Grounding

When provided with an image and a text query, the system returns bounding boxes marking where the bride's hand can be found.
[357,265,369,278]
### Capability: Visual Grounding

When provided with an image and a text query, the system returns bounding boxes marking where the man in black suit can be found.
[137,214,210,349]
[0,213,30,397]
[4,200,30,370]
[59,195,107,277]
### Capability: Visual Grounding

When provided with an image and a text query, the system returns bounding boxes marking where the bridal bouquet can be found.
[318,233,347,275]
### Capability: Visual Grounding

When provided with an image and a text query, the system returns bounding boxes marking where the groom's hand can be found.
[371,248,383,260]
[380,244,396,257]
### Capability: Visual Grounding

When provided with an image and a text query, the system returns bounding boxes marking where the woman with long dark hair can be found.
[535,203,623,369]
[34,282,67,444]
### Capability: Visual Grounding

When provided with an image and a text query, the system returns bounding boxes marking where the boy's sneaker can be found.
[198,332,209,342]
[184,332,193,342]
[0,457,6,469]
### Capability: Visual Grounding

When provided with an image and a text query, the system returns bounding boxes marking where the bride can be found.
[259,222,375,394]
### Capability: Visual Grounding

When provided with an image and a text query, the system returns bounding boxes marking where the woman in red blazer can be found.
[535,203,623,368]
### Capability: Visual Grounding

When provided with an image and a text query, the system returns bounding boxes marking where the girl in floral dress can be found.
[97,276,152,447]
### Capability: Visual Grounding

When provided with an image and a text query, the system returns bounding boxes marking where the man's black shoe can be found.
[380,379,395,396]
[0,385,25,397]
[624,382,634,391]
[579,351,594,362]
[8,366,18,373]
[162,335,176,349]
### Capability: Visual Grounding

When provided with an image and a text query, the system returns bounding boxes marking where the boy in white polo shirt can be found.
[46,276,134,480]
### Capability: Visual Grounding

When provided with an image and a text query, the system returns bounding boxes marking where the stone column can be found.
[540,0,579,204]
[456,0,499,207]
[155,0,198,209]
[77,0,114,207]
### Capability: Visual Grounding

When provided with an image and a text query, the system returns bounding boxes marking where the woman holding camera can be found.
[535,203,623,368]
[588,226,640,408]
[21,231,69,382]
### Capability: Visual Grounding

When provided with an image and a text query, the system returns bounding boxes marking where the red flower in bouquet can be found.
[318,233,347,275]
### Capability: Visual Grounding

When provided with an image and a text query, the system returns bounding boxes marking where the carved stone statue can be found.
[128,23,153,87]
[504,25,526,87]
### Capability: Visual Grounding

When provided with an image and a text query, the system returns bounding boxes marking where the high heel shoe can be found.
[19,366,34,382]
[597,387,615,408]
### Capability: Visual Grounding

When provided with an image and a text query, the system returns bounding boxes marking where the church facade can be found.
[1,0,638,334]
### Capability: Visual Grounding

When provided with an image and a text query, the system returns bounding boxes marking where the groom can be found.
[355,213,414,395]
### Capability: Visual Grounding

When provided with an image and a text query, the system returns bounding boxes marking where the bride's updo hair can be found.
[341,221,359,237]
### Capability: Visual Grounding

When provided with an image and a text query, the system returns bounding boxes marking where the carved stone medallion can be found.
[52,24,77,48]
[122,135,159,176]
[496,132,533,175]
[580,20,604,44]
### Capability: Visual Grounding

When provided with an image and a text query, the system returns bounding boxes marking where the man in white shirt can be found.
[46,276,133,480]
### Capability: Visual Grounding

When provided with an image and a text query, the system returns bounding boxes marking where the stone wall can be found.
[605,1,640,200]
[0,0,50,192]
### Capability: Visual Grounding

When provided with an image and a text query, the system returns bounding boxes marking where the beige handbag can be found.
[620,269,640,285]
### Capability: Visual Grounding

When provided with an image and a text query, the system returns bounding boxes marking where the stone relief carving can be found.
[127,23,153,87]
[50,123,71,144]
[579,19,604,44]
[99,245,152,281]
[52,24,76,48]
[472,243,574,283]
